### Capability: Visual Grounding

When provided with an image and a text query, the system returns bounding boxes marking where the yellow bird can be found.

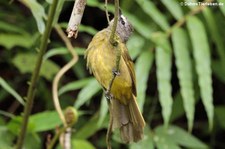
[85,14,145,143]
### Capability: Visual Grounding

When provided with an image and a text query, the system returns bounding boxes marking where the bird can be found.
[85,13,145,143]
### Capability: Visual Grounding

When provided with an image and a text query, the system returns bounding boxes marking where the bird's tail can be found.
[110,95,145,143]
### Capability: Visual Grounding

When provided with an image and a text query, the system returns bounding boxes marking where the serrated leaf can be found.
[12,53,60,81]
[156,34,173,127]
[125,13,153,39]
[203,8,225,62]
[187,16,214,130]
[21,0,46,33]
[0,34,33,49]
[161,0,183,20]
[74,79,101,109]
[155,125,208,149]
[136,0,169,31]
[127,34,145,59]
[59,78,93,96]
[72,139,96,149]
[172,28,195,131]
[0,77,25,105]
[135,49,154,112]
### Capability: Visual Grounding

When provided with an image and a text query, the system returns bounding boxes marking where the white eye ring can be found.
[120,15,126,25]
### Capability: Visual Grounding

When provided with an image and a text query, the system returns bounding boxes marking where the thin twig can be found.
[15,1,59,149]
[105,0,120,148]
[52,24,79,149]
[52,25,78,126]
[52,58,77,127]
[67,0,86,38]
[104,0,110,24]
[106,104,113,149]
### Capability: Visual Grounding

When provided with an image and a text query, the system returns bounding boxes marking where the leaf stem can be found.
[15,1,59,149]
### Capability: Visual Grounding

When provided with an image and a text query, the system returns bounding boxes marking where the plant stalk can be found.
[15,1,59,149]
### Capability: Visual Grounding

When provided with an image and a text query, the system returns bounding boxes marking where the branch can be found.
[67,0,86,38]
[15,1,59,149]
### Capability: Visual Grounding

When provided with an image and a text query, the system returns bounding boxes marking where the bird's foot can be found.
[112,68,120,76]
[105,90,113,100]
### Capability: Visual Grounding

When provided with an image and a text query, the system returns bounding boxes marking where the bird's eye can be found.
[121,19,125,25]
[120,17,126,26]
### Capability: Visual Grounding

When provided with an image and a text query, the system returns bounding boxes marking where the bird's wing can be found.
[121,43,137,96]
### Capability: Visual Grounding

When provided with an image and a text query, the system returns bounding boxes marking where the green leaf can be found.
[212,60,225,83]
[125,13,153,39]
[59,78,93,96]
[130,126,154,149]
[218,0,225,16]
[172,28,195,131]
[87,0,114,13]
[79,25,98,36]
[154,126,181,149]
[98,94,108,126]
[170,92,184,122]
[29,111,62,132]
[187,16,214,130]
[21,0,46,33]
[135,49,154,112]
[12,53,60,81]
[160,0,183,20]
[155,125,208,149]
[127,34,145,59]
[44,47,85,60]
[0,126,15,149]
[74,113,102,139]
[74,79,101,109]
[24,133,41,149]
[215,106,225,130]
[72,139,95,149]
[0,77,25,105]
[203,8,225,68]
[0,34,34,49]
[0,21,27,34]
[155,34,173,127]
[136,0,169,31]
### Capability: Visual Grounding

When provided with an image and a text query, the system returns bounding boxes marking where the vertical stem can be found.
[15,1,59,149]
[109,0,119,44]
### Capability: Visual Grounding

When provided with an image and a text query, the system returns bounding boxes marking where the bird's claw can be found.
[105,90,113,100]
[112,68,120,76]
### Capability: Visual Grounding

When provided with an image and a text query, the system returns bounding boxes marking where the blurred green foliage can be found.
[0,0,225,148]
